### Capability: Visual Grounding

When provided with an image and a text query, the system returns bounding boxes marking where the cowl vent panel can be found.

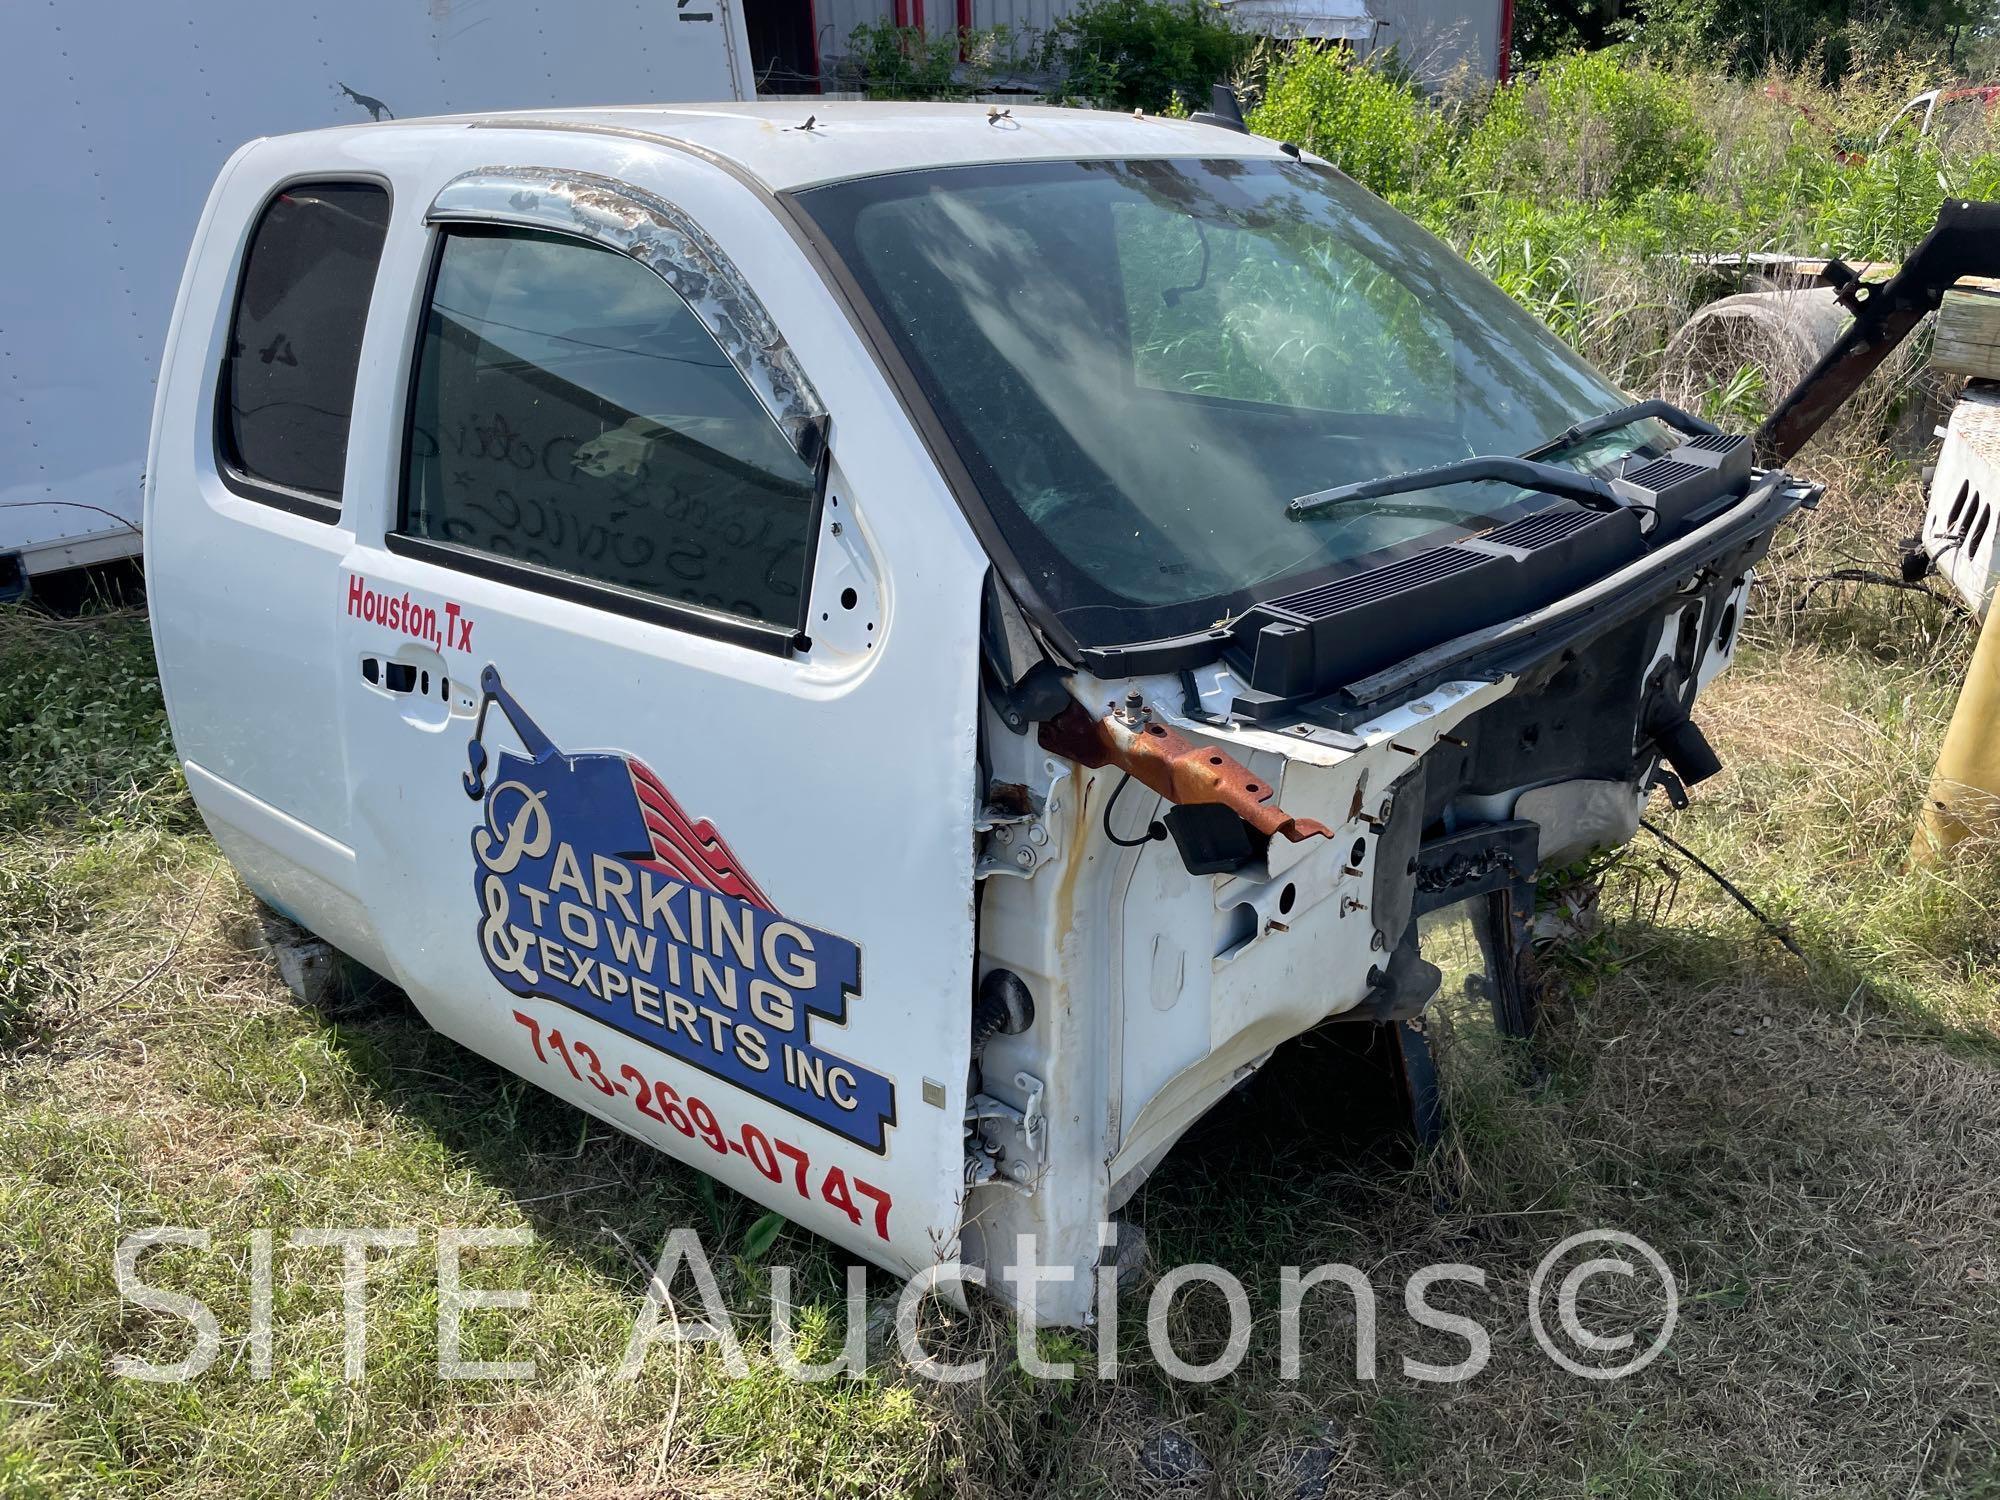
[1269,545,1482,621]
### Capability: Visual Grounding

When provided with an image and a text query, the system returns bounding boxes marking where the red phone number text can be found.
[511,1009,893,1241]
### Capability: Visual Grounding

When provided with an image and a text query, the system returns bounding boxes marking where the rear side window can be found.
[400,227,818,631]
[220,181,391,510]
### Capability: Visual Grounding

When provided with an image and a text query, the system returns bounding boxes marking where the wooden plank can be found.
[1934,287,2000,379]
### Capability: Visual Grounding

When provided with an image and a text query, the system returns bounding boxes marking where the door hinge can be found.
[974,767,1069,880]
[964,1070,1046,1192]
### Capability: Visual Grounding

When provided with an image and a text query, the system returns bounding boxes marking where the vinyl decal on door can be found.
[458,665,896,1153]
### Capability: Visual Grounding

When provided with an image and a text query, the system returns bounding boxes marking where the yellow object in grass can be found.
[1912,598,2000,862]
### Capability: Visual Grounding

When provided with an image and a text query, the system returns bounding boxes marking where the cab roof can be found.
[410,100,1293,192]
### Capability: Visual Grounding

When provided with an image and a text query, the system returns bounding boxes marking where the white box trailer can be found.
[2,0,754,591]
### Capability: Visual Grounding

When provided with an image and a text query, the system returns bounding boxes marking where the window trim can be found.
[424,166,828,461]
[384,530,803,657]
[212,174,394,523]
[392,221,826,657]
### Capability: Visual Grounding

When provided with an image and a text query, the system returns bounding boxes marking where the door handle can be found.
[360,653,448,701]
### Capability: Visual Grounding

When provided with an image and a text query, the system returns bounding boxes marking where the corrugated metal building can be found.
[1217,0,1506,84]
[817,0,1073,52]
[739,0,1508,96]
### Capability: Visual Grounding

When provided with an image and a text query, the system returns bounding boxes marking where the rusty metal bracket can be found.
[1758,198,2000,465]
[1410,819,1540,917]
[974,766,1070,881]
[1038,700,1335,843]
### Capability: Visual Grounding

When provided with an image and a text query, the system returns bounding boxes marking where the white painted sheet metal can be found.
[2,0,752,576]
[1219,0,1377,44]
[1923,388,2000,619]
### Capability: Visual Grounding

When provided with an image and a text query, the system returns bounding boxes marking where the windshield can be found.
[795,157,1663,647]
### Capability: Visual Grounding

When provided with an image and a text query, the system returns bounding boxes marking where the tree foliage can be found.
[1037,0,1253,112]
[1513,0,1989,79]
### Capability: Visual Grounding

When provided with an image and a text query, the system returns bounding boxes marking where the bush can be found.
[1458,49,1713,208]
[1246,43,1440,200]
[1234,45,2000,387]
[844,21,1020,100]
[1796,138,2000,258]
[1038,0,1251,113]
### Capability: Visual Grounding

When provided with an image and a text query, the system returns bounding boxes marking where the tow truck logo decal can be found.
[459,665,895,1153]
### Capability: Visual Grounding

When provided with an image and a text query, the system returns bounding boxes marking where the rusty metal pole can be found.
[1911,601,2000,863]
[1755,199,2000,467]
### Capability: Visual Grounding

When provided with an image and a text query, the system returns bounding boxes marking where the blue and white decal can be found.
[460,665,896,1153]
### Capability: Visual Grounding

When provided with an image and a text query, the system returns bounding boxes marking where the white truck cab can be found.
[147,102,1815,1325]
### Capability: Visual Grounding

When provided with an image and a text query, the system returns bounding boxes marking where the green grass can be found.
[3,555,1997,1497]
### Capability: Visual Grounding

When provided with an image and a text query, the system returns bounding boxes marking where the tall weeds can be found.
[1250,46,2000,401]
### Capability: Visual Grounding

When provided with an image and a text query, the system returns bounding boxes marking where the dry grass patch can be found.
[6,413,2000,1497]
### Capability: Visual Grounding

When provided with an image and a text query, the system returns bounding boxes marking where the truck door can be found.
[334,160,984,1276]
[148,171,397,974]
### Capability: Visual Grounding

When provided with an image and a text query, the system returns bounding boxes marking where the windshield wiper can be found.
[1285,398,1724,521]
[1286,454,1626,520]
[1531,397,1717,458]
